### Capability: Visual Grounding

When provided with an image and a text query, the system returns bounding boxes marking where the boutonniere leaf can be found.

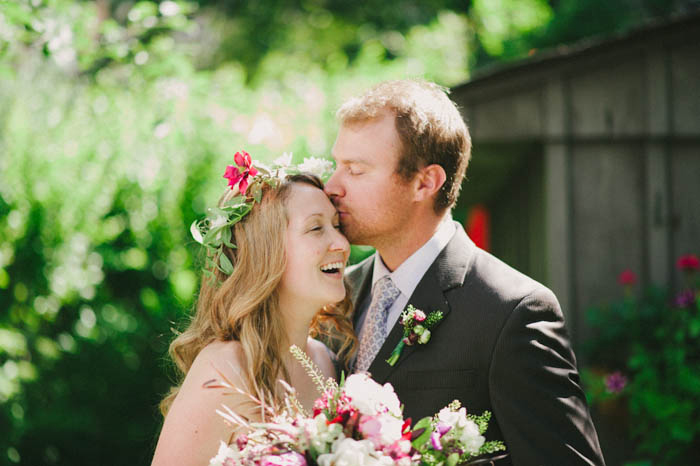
[386,304,444,366]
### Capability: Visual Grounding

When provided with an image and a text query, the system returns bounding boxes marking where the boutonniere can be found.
[386,304,444,366]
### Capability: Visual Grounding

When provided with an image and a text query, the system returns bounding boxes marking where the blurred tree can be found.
[468,0,693,69]
[96,0,471,79]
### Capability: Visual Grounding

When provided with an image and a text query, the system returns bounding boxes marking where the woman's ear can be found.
[413,164,447,204]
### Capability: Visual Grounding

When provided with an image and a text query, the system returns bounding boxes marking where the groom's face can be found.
[325,111,414,247]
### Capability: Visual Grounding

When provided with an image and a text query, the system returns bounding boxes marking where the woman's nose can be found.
[329,228,350,254]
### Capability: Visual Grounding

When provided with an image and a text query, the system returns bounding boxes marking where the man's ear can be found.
[413,164,446,203]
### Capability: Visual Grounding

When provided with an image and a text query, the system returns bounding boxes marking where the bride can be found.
[151,162,356,465]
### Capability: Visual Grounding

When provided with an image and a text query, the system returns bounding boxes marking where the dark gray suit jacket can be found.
[345,224,605,466]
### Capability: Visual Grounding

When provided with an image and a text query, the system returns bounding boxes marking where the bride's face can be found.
[279,183,350,309]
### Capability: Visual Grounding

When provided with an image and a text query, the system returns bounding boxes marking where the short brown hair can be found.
[337,80,471,212]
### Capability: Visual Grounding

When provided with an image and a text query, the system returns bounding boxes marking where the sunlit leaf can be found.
[190,220,204,244]
[218,252,234,275]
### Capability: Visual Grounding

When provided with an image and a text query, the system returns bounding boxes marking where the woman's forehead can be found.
[286,183,336,219]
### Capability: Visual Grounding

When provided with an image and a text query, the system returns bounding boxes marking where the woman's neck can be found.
[277,293,319,356]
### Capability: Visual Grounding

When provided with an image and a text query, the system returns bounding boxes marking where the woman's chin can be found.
[317,290,346,308]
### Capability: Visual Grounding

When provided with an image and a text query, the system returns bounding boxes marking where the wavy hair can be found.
[160,174,356,416]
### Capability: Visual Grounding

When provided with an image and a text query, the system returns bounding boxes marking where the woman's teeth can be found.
[320,262,344,273]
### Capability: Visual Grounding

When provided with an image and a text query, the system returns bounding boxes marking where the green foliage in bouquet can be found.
[581,256,700,465]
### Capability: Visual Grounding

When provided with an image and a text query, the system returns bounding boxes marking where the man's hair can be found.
[337,79,471,212]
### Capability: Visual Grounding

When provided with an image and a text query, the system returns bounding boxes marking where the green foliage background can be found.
[0,0,687,464]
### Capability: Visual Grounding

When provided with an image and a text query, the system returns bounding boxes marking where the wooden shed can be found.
[451,11,700,346]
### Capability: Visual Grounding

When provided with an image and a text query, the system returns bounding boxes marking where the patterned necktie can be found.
[354,275,401,373]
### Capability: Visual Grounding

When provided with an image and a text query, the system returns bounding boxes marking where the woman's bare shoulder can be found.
[186,340,243,380]
[152,340,249,466]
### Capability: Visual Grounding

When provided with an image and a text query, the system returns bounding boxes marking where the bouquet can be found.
[209,346,506,466]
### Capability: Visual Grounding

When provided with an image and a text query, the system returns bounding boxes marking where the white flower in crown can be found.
[298,156,334,179]
[273,151,293,168]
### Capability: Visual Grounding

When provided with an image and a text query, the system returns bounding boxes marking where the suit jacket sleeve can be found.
[489,287,605,466]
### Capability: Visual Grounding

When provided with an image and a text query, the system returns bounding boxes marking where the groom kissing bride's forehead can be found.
[326,80,606,466]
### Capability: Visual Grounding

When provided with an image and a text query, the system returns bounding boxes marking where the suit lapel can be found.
[367,223,475,383]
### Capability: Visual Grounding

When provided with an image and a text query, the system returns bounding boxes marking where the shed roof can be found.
[453,8,700,92]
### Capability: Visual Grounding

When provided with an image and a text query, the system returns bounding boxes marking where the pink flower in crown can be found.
[223,150,259,194]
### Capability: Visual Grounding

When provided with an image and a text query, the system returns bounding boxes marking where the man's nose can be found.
[324,170,343,199]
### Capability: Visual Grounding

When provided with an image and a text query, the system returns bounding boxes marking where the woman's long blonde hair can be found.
[160,174,356,415]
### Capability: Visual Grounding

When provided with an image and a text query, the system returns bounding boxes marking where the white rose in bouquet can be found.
[459,419,486,454]
[209,441,239,466]
[437,406,468,428]
[358,411,404,446]
[343,373,401,417]
[317,437,395,466]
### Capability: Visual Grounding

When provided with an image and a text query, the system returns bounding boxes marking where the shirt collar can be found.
[371,218,456,298]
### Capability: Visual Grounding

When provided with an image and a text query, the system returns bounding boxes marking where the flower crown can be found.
[190,150,334,280]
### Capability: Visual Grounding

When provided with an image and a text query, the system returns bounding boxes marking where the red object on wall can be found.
[466,205,490,251]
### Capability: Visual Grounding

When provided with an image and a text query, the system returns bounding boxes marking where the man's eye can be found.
[333,224,341,230]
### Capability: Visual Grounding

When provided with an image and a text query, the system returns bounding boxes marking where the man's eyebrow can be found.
[338,158,369,165]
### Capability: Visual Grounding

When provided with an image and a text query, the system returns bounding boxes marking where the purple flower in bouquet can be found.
[430,431,443,450]
[605,371,628,393]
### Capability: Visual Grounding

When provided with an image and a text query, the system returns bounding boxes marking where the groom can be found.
[325,80,605,465]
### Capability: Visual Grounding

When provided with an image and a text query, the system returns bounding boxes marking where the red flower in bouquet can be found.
[224,150,259,194]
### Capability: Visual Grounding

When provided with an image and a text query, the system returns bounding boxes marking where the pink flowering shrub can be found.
[582,254,700,465]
